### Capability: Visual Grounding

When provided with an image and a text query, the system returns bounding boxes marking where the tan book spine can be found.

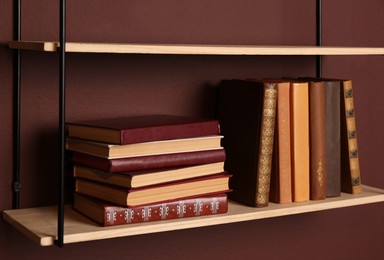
[309,81,327,200]
[341,80,362,194]
[270,82,292,204]
[255,84,278,207]
[290,82,310,202]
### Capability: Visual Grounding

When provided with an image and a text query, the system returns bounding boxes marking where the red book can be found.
[73,193,228,226]
[67,114,220,145]
[75,173,231,207]
[70,149,226,172]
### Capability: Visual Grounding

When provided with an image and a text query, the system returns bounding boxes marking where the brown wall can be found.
[1,1,383,259]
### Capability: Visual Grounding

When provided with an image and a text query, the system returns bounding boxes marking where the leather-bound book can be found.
[309,81,327,200]
[71,149,226,172]
[67,114,220,145]
[324,80,341,197]
[75,173,231,207]
[218,80,277,207]
[73,162,225,188]
[73,193,228,226]
[340,80,362,194]
[269,81,292,204]
[290,81,310,202]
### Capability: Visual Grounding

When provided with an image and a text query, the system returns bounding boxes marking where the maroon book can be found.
[67,114,220,145]
[71,149,226,172]
[73,193,228,226]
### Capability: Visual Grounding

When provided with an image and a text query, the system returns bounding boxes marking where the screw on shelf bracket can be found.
[12,181,21,192]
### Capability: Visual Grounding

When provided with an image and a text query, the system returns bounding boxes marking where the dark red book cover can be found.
[73,193,228,226]
[67,114,220,144]
[71,149,226,172]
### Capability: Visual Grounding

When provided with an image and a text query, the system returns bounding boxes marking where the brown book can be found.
[73,193,228,227]
[70,149,226,173]
[309,81,327,200]
[67,114,220,145]
[75,173,231,207]
[340,80,362,194]
[290,81,310,202]
[269,81,292,204]
[299,77,341,197]
[66,135,223,159]
[73,162,225,188]
[218,80,277,207]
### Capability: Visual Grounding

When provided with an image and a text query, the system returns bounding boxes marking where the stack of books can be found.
[66,114,231,226]
[217,78,361,207]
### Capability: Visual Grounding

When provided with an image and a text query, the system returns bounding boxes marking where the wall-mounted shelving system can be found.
[4,0,384,247]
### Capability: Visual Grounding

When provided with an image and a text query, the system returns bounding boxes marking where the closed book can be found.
[218,80,277,207]
[290,82,310,202]
[67,114,220,145]
[309,81,327,200]
[340,80,362,194]
[70,149,226,173]
[73,193,228,227]
[269,81,292,204]
[66,135,223,159]
[299,77,341,197]
[75,173,231,207]
[73,162,225,188]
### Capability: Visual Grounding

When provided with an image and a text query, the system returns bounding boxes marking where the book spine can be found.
[340,80,362,194]
[255,83,277,207]
[75,194,228,226]
[71,149,226,172]
[324,81,341,197]
[290,82,310,202]
[270,82,292,204]
[309,82,327,200]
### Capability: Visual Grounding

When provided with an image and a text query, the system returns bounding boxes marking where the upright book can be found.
[73,193,228,226]
[67,114,220,144]
[268,81,292,204]
[218,79,277,207]
[308,81,327,200]
[340,80,362,194]
[290,81,310,202]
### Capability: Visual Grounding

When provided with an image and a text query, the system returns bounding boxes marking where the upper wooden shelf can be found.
[3,185,384,246]
[8,41,384,55]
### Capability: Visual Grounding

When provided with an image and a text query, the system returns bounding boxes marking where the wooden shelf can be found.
[8,41,384,55]
[3,185,384,246]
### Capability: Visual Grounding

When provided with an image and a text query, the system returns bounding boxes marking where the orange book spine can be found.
[290,82,310,202]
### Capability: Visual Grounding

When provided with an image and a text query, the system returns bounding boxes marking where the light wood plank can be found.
[3,185,384,246]
[8,41,384,55]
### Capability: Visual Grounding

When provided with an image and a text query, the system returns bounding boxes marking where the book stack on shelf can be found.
[217,78,362,208]
[66,114,231,226]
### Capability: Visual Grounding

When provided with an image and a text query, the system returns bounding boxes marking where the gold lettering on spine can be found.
[256,87,277,206]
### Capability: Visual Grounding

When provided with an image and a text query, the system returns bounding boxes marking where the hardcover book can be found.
[73,193,228,226]
[268,81,292,204]
[340,80,362,194]
[75,173,231,206]
[73,162,225,188]
[309,81,327,200]
[70,149,226,172]
[290,81,310,202]
[66,135,223,159]
[67,114,220,145]
[218,79,277,207]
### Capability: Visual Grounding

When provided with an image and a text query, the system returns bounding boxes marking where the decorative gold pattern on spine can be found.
[343,81,362,194]
[256,86,277,207]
